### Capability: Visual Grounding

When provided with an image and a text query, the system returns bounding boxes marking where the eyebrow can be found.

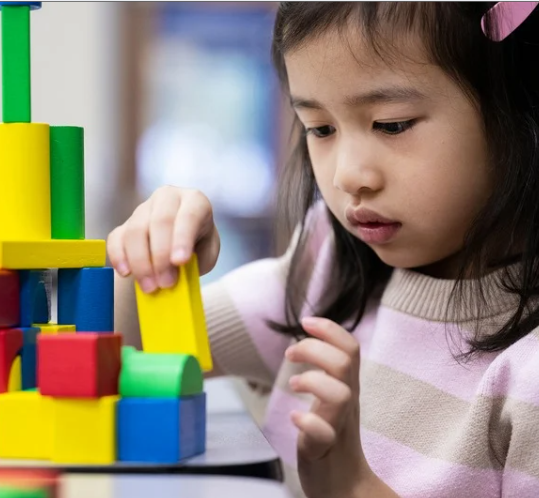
[290,86,426,110]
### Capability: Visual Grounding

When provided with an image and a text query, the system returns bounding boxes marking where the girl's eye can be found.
[305,125,336,138]
[373,120,416,135]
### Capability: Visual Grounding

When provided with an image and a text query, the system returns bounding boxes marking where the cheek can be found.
[311,154,336,198]
[406,153,491,233]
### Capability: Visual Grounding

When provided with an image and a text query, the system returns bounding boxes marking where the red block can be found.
[0,270,19,328]
[0,468,60,498]
[0,329,23,392]
[38,333,122,397]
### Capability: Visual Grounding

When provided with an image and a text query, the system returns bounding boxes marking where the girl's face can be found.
[285,29,492,278]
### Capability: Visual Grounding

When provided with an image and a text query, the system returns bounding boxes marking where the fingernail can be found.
[158,270,176,289]
[117,262,130,277]
[172,248,190,264]
[289,375,300,388]
[140,277,157,294]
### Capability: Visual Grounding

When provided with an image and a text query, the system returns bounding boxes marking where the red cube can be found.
[38,333,122,397]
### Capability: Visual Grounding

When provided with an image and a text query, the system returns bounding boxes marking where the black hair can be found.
[269,2,539,357]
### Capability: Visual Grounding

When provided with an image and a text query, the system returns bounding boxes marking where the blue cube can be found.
[58,267,113,332]
[117,393,206,463]
[19,270,50,327]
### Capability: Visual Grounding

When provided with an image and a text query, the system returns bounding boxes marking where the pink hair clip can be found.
[482,1,539,41]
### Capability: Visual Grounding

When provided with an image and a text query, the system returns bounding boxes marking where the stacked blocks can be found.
[118,349,206,462]
[0,1,212,465]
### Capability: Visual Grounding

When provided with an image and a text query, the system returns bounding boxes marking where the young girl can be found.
[108,3,539,497]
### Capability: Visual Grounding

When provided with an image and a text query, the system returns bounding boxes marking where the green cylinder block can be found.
[2,6,31,123]
[50,126,85,239]
[119,350,203,398]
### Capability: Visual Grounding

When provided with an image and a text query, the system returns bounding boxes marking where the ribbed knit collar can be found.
[381,264,521,322]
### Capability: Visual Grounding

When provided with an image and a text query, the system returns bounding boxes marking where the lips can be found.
[345,207,402,244]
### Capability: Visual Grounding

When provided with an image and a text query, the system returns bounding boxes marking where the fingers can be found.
[148,187,182,289]
[122,202,156,293]
[286,337,356,385]
[301,317,360,359]
[292,410,335,460]
[171,190,215,266]
[107,186,220,293]
[107,225,130,277]
[290,370,351,430]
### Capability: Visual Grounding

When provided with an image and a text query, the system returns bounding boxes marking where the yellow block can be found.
[135,254,213,371]
[0,124,51,241]
[34,323,76,334]
[0,240,105,269]
[52,395,118,464]
[7,356,21,392]
[0,391,53,459]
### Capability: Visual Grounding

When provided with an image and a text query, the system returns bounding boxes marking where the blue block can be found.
[0,2,42,9]
[58,267,114,332]
[19,270,50,327]
[117,393,206,463]
[19,326,39,389]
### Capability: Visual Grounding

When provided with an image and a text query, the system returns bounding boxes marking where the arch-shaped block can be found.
[0,329,22,393]
[119,349,203,398]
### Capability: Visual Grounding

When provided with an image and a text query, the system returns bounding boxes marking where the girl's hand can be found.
[107,186,220,293]
[286,317,398,498]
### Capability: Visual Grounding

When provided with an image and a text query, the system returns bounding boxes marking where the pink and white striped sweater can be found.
[202,202,539,498]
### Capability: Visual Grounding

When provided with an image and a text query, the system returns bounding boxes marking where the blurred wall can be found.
[0,2,123,239]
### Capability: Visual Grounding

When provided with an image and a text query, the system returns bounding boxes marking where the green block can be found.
[120,351,203,397]
[0,486,48,498]
[122,345,136,361]
[50,126,85,239]
[2,6,31,123]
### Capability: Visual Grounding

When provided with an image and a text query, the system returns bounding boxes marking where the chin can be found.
[373,246,463,279]
[371,246,443,271]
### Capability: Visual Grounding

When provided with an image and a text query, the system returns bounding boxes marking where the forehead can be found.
[284,27,451,105]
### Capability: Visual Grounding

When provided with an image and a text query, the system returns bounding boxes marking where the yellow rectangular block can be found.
[0,240,105,269]
[135,254,213,371]
[34,323,76,334]
[0,124,51,241]
[0,391,53,459]
[52,395,118,464]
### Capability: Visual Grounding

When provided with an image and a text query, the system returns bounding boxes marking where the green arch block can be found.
[122,345,136,361]
[119,350,203,398]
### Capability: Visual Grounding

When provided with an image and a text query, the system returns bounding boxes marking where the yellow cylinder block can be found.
[0,123,51,240]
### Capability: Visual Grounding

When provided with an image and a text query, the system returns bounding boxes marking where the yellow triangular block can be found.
[135,254,213,371]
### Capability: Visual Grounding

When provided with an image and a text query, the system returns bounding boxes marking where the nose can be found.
[333,136,384,195]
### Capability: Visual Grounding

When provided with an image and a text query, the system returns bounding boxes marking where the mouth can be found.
[345,207,402,245]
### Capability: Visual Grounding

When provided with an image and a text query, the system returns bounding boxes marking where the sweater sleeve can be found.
[486,329,539,497]
[202,200,332,387]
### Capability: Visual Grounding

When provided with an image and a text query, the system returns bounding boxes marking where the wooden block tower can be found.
[0,1,211,468]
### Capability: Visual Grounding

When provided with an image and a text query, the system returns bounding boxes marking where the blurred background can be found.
[0,2,293,421]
